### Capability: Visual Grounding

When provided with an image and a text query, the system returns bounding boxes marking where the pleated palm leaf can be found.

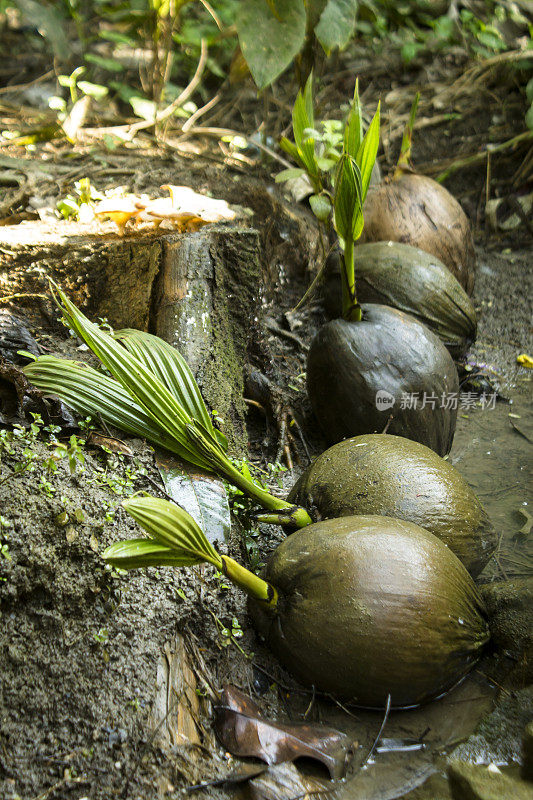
[104,495,277,609]
[24,283,312,528]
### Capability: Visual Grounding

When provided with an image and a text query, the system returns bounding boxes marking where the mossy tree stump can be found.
[0,221,260,450]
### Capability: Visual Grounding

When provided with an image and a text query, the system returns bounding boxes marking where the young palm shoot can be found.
[333,87,381,321]
[104,496,277,610]
[277,78,380,309]
[23,283,312,528]
[306,94,459,455]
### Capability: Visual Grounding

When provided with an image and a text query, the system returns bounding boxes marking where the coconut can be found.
[323,242,477,358]
[360,172,476,295]
[249,515,489,708]
[306,304,459,456]
[288,434,496,576]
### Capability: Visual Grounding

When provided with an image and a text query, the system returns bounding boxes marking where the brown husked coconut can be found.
[306,304,459,456]
[323,242,477,358]
[249,515,490,708]
[106,499,490,710]
[288,434,497,577]
[360,170,476,295]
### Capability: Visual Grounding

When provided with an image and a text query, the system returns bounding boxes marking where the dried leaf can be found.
[86,431,134,456]
[213,686,352,779]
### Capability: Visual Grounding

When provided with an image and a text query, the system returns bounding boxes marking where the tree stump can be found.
[0,221,161,330]
[0,220,261,450]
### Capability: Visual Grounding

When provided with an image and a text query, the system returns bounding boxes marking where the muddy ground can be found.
[0,33,532,800]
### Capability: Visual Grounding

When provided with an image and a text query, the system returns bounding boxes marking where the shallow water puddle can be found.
[450,394,532,581]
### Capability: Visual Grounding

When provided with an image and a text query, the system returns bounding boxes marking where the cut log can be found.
[155,227,260,450]
[0,221,261,450]
[0,221,161,330]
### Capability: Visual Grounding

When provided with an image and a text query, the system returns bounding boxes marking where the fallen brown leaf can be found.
[213,686,353,779]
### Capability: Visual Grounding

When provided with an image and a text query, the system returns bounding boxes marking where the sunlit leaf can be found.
[353,101,380,238]
[333,155,363,242]
[309,193,332,222]
[77,81,109,101]
[280,137,304,167]
[275,167,306,183]
[292,75,317,176]
[343,79,363,159]
[130,96,158,121]
[315,156,336,171]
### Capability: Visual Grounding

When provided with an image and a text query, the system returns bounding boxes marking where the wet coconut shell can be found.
[360,173,476,295]
[288,434,496,576]
[306,305,458,456]
[323,242,477,358]
[249,515,489,708]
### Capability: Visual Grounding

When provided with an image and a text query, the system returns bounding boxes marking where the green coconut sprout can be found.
[277,77,380,322]
[104,496,278,611]
[108,495,490,709]
[23,283,312,529]
[396,92,420,175]
[332,86,380,322]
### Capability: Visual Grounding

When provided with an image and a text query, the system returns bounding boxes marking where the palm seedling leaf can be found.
[103,496,223,570]
[26,283,226,468]
[23,284,311,526]
[115,329,227,450]
[24,356,180,453]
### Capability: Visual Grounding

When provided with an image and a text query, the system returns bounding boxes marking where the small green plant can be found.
[278,76,380,316]
[39,476,56,497]
[0,442,38,486]
[57,178,102,222]
[93,627,109,644]
[90,454,147,497]
[52,66,109,109]
[220,615,244,644]
[46,434,86,475]
[214,570,231,590]
[0,516,11,562]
